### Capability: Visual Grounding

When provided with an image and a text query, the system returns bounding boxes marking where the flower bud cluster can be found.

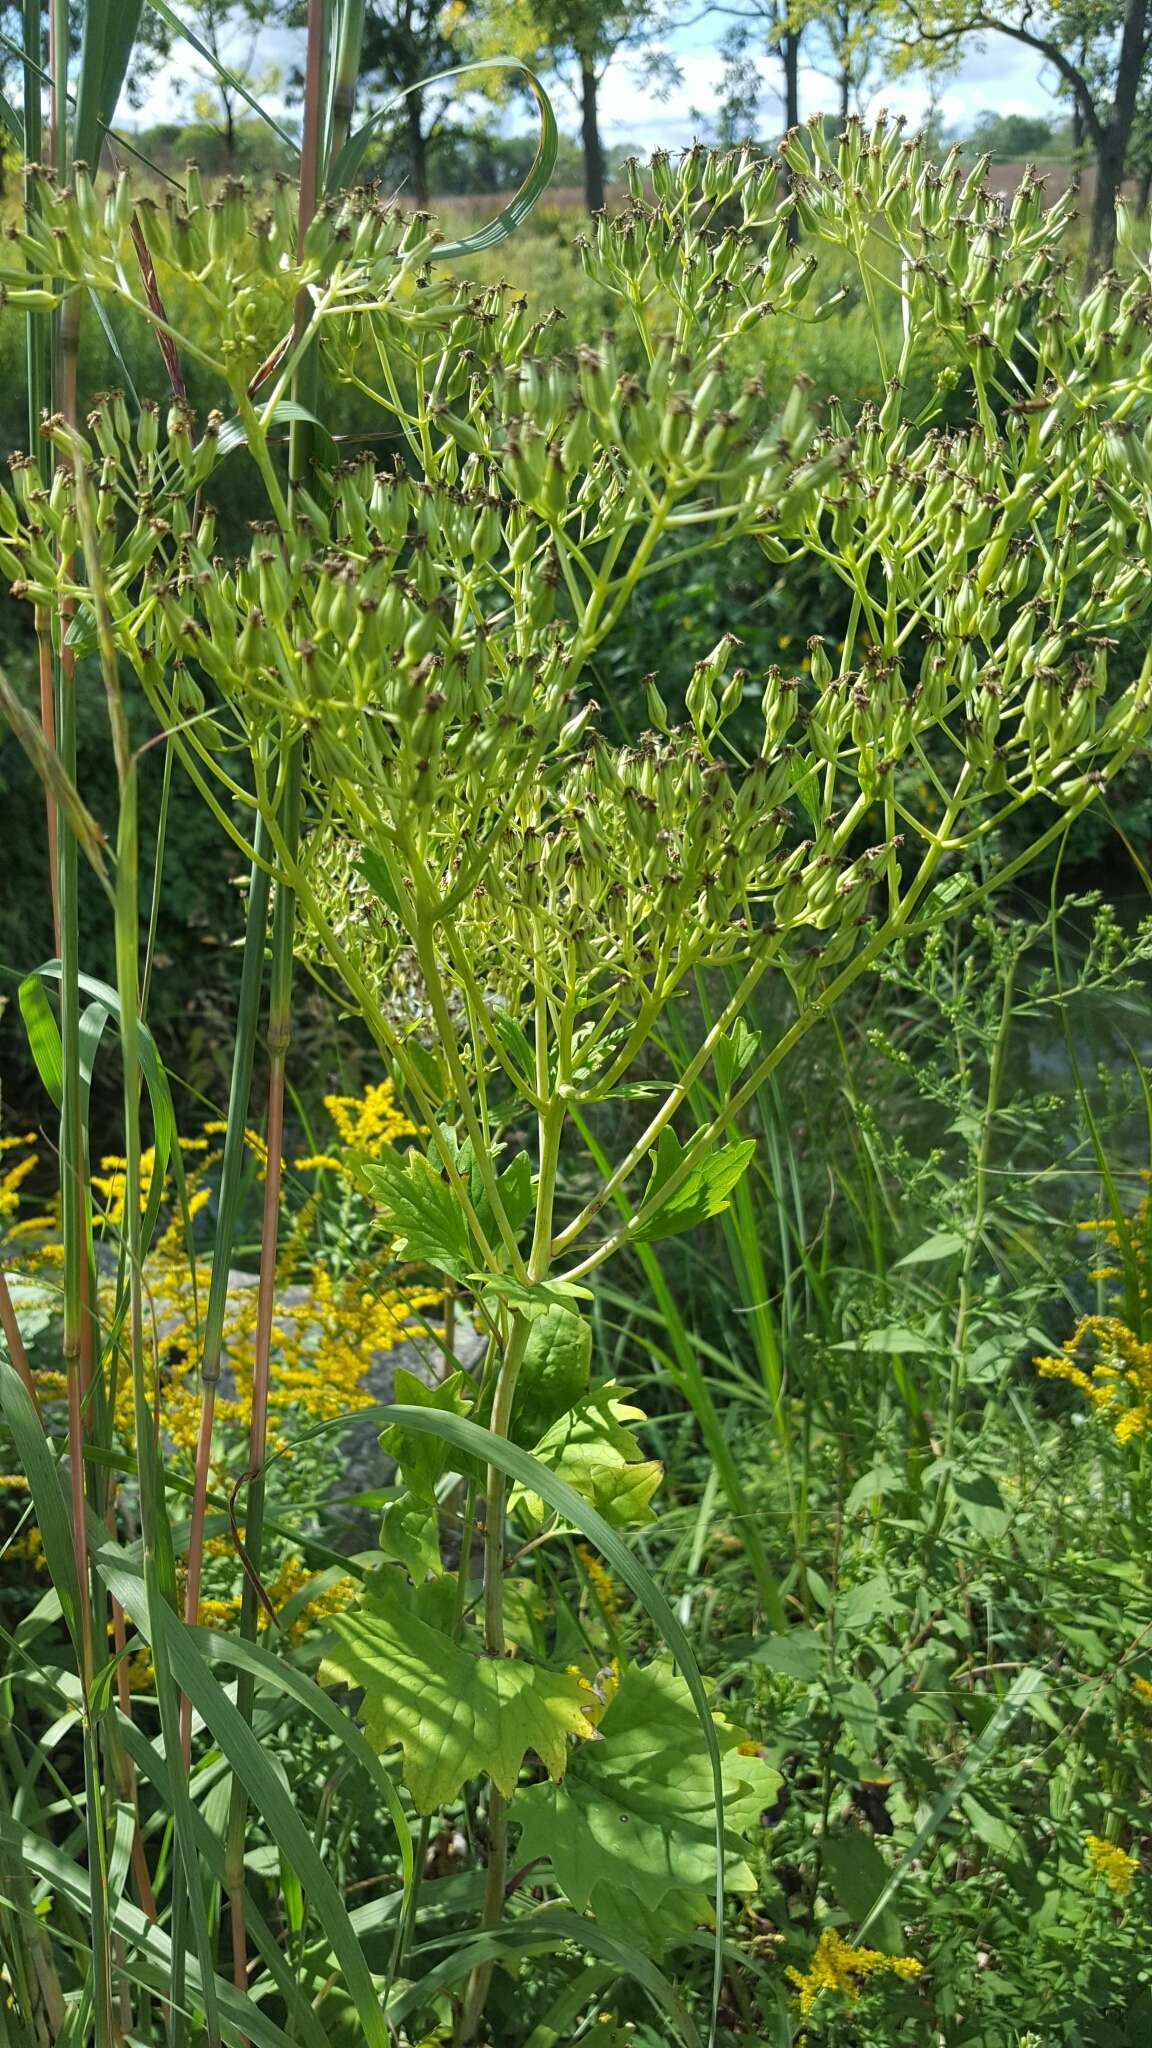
[3,140,1151,1069]
[2,166,448,383]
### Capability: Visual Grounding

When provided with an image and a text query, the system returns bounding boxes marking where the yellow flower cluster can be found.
[109,1225,438,1461]
[1132,1677,1152,1707]
[1085,1833,1139,1896]
[577,1543,621,1622]
[4,1083,437,1467]
[125,1556,357,1688]
[1035,1315,1152,1444]
[0,1133,39,1221]
[785,1927,923,2016]
[296,1083,420,1174]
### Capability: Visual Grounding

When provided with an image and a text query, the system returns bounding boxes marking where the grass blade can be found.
[90,1535,395,2048]
[72,0,146,169]
[327,58,557,260]
[144,0,296,149]
[854,1666,1047,1946]
[389,1906,702,2047]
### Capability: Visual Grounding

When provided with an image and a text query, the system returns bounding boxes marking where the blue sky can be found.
[598,15,1062,144]
[133,8,1065,148]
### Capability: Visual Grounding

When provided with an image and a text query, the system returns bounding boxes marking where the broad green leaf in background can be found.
[379,1367,477,1501]
[513,1661,778,1942]
[320,1568,593,1812]
[515,1383,663,1527]
[894,1230,966,1267]
[746,1628,825,1682]
[952,1470,1010,1540]
[819,1830,904,1953]
[509,1303,592,1448]
[379,1493,443,1581]
[632,1130,756,1244]
[354,1147,472,1282]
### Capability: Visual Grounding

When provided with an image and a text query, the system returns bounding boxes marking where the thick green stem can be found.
[458,1086,566,2044]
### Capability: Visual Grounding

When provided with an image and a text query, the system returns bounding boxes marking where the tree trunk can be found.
[580,64,604,214]
[779,29,802,244]
[783,27,801,133]
[1087,0,1148,278]
[406,86,429,206]
[839,66,851,127]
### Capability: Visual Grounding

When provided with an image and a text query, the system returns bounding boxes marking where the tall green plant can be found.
[4,108,1152,2047]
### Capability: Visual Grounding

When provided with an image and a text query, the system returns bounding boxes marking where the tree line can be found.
[1,0,1148,271]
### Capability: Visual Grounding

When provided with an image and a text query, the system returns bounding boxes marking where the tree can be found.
[270,0,469,203]
[908,0,1151,276]
[475,0,673,212]
[129,2,283,168]
[964,107,1056,159]
[707,1,805,144]
[356,0,470,204]
[811,0,890,123]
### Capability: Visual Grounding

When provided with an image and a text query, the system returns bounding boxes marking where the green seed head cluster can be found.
[2,162,451,378]
[2,130,1151,1087]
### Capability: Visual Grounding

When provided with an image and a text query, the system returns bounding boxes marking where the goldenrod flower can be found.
[577,1543,620,1622]
[0,1135,40,1221]
[1085,1833,1138,1896]
[1036,1315,1152,1444]
[785,1927,922,2016]
[322,1081,419,1159]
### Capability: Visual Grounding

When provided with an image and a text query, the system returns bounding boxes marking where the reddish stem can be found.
[0,1266,41,1409]
[180,1383,217,1766]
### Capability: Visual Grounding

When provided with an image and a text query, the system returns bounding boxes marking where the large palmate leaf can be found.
[515,1383,662,1528]
[632,1130,756,1244]
[354,1146,472,1282]
[513,1660,778,1943]
[320,1570,593,1812]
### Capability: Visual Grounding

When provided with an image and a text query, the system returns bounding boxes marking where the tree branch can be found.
[909,10,1102,148]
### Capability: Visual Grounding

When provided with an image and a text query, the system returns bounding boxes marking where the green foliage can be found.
[5,25,1152,2040]
[632,1131,756,1244]
[514,1659,780,1942]
[355,1146,476,1281]
[517,1381,664,1524]
[320,1568,595,1810]
[509,1301,593,1445]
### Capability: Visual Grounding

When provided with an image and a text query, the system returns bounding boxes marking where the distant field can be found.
[432,160,1138,217]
